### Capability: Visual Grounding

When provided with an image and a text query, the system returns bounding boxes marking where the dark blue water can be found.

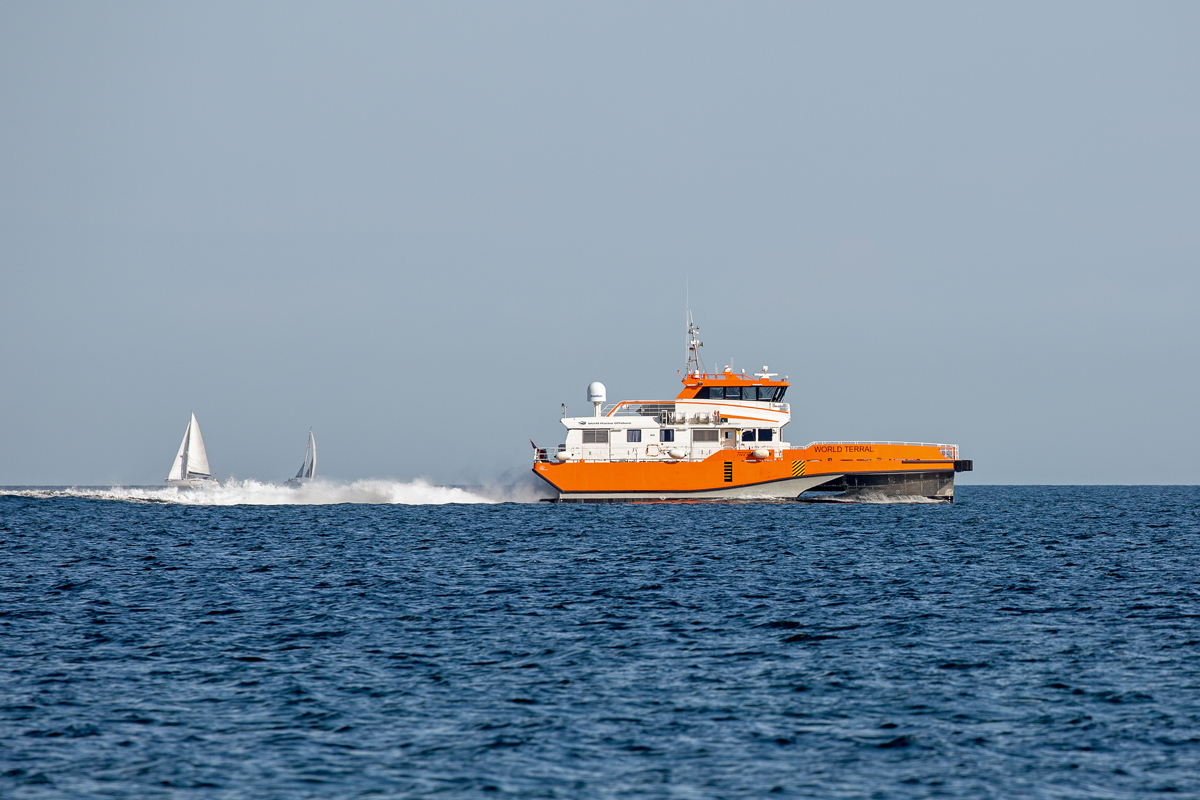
[2,486,1199,798]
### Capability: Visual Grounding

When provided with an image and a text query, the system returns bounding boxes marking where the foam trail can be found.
[844,491,943,504]
[2,478,494,506]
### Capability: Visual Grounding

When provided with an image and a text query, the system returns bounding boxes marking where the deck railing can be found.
[600,401,672,417]
[532,444,567,463]
[804,441,958,459]
[533,442,783,463]
[599,400,790,419]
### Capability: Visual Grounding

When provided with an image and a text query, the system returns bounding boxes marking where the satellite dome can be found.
[586,382,606,403]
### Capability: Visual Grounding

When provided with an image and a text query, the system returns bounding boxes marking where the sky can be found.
[1,2,1197,486]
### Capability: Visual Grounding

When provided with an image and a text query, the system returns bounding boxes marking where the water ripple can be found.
[1,486,1198,797]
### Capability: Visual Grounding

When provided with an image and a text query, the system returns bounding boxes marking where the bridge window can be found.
[582,430,608,444]
[626,429,642,443]
[692,385,787,401]
[758,429,773,441]
[742,430,756,442]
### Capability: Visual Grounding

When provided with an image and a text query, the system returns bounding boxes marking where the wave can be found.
[1,478,500,506]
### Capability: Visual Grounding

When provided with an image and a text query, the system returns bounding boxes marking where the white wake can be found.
[2,478,498,506]
[841,491,945,504]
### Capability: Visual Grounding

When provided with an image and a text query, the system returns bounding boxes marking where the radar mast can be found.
[685,307,705,377]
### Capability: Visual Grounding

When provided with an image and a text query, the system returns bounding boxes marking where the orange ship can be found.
[531,315,971,502]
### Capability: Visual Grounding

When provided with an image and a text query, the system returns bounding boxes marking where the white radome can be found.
[587,381,606,403]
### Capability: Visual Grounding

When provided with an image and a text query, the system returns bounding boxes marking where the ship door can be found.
[721,429,736,449]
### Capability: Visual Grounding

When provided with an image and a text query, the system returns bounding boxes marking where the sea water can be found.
[1,486,1198,798]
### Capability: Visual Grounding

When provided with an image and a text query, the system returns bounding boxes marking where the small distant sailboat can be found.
[166,413,218,488]
[287,429,316,486]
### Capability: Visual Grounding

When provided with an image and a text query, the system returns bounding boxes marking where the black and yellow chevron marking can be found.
[791,460,805,477]
[723,461,733,482]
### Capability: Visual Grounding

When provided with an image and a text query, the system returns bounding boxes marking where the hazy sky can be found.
[2,2,1197,486]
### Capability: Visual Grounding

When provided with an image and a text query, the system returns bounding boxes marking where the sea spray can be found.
[2,478,494,506]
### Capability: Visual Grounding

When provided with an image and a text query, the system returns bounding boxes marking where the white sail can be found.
[185,414,211,477]
[293,429,316,480]
[167,420,189,481]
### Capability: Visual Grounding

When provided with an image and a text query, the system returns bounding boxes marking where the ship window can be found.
[582,429,608,444]
[661,429,675,442]
[743,386,783,401]
[724,431,733,440]
[694,385,787,401]
[626,429,642,443]
[693,429,719,442]
[758,429,773,441]
[741,429,756,442]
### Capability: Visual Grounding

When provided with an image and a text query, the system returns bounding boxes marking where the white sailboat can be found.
[166,413,218,487]
[287,429,316,485]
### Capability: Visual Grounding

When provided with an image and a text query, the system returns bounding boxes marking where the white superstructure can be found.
[546,367,792,464]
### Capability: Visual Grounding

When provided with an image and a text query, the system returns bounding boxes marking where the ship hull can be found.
[533,444,967,503]
[797,469,955,502]
[166,477,219,489]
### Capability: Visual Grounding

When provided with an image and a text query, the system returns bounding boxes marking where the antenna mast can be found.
[685,305,705,377]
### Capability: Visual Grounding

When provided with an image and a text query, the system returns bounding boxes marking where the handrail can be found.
[602,400,674,417]
[805,441,952,447]
[531,443,567,463]
[682,371,789,384]
[804,441,958,458]
[533,439,794,464]
[601,399,790,418]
